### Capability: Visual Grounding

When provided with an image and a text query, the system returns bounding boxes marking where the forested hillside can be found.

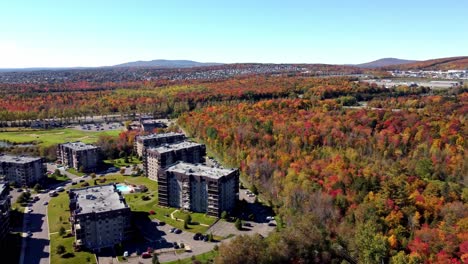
[0,76,398,121]
[179,92,467,263]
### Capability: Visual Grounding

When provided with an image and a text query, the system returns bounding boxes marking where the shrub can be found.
[56,244,66,254]
[235,218,242,230]
[59,226,66,237]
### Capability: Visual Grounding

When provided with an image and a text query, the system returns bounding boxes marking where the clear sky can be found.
[0,0,467,68]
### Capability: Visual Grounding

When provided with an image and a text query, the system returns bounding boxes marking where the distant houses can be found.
[57,142,100,172]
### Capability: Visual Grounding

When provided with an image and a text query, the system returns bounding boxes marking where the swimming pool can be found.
[116,184,133,193]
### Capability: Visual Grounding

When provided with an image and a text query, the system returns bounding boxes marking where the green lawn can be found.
[48,191,72,233]
[66,168,86,177]
[103,156,141,168]
[173,210,218,233]
[0,128,121,147]
[49,173,70,183]
[162,250,218,264]
[50,233,96,264]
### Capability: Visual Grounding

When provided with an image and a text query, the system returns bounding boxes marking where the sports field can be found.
[0,128,122,147]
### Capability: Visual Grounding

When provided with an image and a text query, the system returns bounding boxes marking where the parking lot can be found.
[121,218,219,263]
[72,122,124,132]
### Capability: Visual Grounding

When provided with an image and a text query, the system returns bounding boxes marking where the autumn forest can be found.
[1,74,467,263]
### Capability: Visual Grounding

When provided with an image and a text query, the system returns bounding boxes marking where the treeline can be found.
[178,93,467,263]
[0,76,430,122]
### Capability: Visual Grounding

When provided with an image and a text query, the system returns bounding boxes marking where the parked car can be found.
[268,222,277,226]
[43,201,48,206]
[141,252,151,259]
[71,181,77,185]
[193,233,202,240]
[170,228,176,233]
[158,221,166,226]
[56,187,65,192]
[27,231,32,237]
[173,242,179,249]
[266,216,274,221]
[174,229,182,234]
[203,235,209,242]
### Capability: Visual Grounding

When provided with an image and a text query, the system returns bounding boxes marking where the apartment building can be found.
[158,162,239,217]
[0,154,45,186]
[134,132,185,157]
[57,142,100,172]
[140,120,167,132]
[0,183,11,248]
[69,184,131,251]
[145,141,206,181]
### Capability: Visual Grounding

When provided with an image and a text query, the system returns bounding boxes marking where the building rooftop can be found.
[149,141,203,154]
[61,142,99,151]
[138,132,185,141]
[71,184,128,214]
[141,120,166,125]
[0,154,42,164]
[166,162,236,179]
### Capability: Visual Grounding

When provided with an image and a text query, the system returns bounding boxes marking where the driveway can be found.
[208,219,275,238]
[122,218,219,263]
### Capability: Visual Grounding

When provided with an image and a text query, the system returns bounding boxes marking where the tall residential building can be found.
[158,162,239,217]
[135,132,185,157]
[0,154,45,187]
[57,142,100,172]
[0,183,11,248]
[69,184,131,251]
[145,141,206,181]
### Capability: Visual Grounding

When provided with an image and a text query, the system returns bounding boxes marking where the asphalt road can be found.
[19,172,85,264]
[21,192,52,264]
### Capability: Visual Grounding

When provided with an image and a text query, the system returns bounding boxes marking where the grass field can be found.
[50,233,97,264]
[163,250,218,264]
[0,128,121,147]
[66,168,86,177]
[48,191,72,233]
[103,156,141,167]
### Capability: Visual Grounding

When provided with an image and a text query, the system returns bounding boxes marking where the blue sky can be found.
[0,0,467,67]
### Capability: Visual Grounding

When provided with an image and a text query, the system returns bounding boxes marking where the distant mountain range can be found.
[0,57,466,72]
[356,56,468,70]
[355,58,419,68]
[380,56,468,71]
[112,59,222,68]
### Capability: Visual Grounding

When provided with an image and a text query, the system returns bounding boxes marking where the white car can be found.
[266,216,274,221]
[27,208,33,213]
